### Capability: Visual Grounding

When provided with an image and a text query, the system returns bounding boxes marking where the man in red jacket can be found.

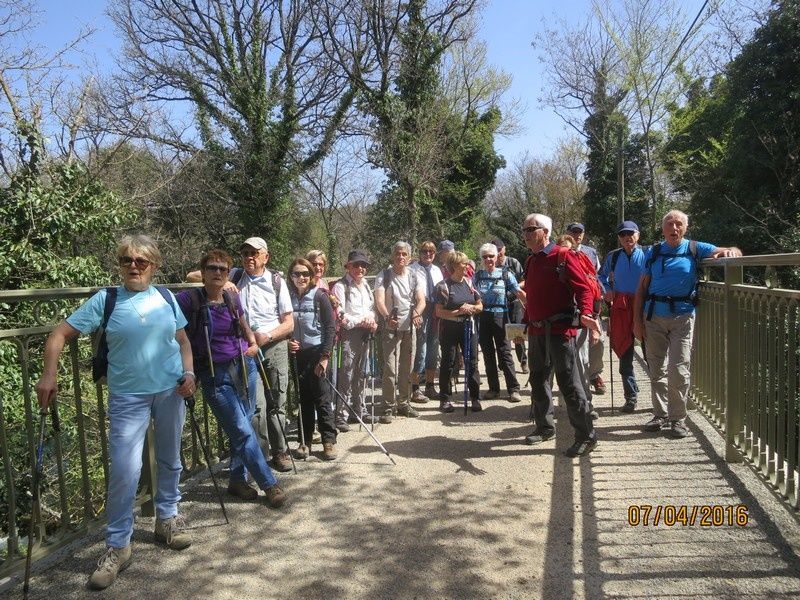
[522,213,601,457]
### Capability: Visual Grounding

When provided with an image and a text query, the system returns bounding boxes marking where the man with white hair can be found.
[633,209,742,438]
[521,214,601,457]
[374,241,426,423]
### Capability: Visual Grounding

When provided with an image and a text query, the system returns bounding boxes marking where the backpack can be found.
[291,287,328,328]
[230,266,283,315]
[644,240,699,320]
[537,247,603,328]
[92,286,177,383]
[376,267,418,330]
[181,288,242,366]
[474,267,513,312]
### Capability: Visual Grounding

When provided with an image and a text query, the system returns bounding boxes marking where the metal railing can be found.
[691,253,800,509]
[0,283,227,577]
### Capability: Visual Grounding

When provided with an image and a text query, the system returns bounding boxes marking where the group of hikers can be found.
[33,208,741,590]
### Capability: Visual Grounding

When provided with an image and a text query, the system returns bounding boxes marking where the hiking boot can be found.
[643,416,669,432]
[312,428,322,444]
[592,377,606,395]
[471,398,483,412]
[379,409,394,424]
[620,398,637,413]
[272,451,293,473]
[411,389,429,404]
[520,361,529,374]
[670,420,690,439]
[508,390,523,404]
[88,546,132,590]
[227,479,258,501]
[590,409,600,420]
[440,400,455,413]
[396,403,419,418]
[524,429,555,445]
[154,515,191,550]
[294,444,310,460]
[264,484,287,508]
[483,389,500,400]
[335,419,351,433]
[565,438,597,457]
[322,442,338,460]
[425,385,438,399]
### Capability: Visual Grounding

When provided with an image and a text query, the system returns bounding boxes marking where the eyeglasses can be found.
[240,249,262,258]
[568,228,583,235]
[522,226,544,234]
[482,255,496,260]
[119,256,152,269]
[618,231,635,238]
[291,271,311,278]
[205,264,230,273]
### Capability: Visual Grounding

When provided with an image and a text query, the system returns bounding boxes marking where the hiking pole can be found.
[290,352,306,457]
[463,317,471,415]
[23,402,52,600]
[180,378,229,524]
[255,350,298,474]
[608,306,614,413]
[322,376,397,465]
[369,333,376,431]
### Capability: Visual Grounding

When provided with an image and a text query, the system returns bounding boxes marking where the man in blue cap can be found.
[567,222,606,398]
[599,220,647,412]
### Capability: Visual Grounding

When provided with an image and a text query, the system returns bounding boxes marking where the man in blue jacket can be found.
[633,210,742,438]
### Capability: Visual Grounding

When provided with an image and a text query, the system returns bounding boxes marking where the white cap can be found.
[240,237,268,251]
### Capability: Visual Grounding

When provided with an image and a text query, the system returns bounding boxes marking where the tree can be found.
[108,0,361,259]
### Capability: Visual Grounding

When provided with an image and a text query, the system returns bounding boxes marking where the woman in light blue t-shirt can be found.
[35,235,194,591]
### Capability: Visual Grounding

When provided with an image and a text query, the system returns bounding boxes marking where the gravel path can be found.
[9,346,800,599]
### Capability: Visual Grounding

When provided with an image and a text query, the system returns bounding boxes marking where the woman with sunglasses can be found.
[35,235,194,590]
[175,250,287,507]
[286,257,338,460]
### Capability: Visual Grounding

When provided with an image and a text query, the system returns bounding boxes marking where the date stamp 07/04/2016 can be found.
[627,504,749,527]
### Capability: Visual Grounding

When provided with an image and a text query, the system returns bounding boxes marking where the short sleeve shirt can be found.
[435,279,480,312]
[67,286,187,395]
[176,290,247,364]
[374,268,419,331]
[645,239,716,317]
[236,269,293,333]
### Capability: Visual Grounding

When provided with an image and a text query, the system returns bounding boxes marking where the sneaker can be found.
[411,389,429,404]
[227,479,258,500]
[508,390,523,403]
[88,546,132,590]
[396,404,419,418]
[335,419,351,433]
[322,442,338,460]
[670,420,690,438]
[643,416,669,432]
[264,484,287,508]
[154,515,191,550]
[524,429,555,445]
[592,377,606,395]
[521,361,529,374]
[425,385,438,399]
[379,409,394,424]
[294,445,310,460]
[439,400,455,413]
[565,438,597,457]
[483,390,500,400]
[471,398,483,412]
[620,398,637,413]
[272,451,293,473]
[359,413,374,425]
[312,428,322,444]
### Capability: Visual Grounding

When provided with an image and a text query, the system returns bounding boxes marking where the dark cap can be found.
[617,220,639,234]
[438,240,455,252]
[490,237,506,250]
[566,223,585,233]
[346,249,370,266]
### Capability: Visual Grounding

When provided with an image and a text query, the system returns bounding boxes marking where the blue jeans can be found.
[413,307,440,375]
[106,388,186,549]
[199,357,277,490]
[618,344,639,400]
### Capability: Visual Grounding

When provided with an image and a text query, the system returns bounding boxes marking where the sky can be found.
[24,0,708,171]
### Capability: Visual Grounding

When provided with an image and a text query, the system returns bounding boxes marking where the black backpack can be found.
[92,286,176,383]
[181,288,242,366]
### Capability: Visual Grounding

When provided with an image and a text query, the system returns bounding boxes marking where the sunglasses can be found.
[568,229,584,235]
[205,264,230,273]
[618,231,636,237]
[522,226,544,234]
[420,249,436,254]
[291,271,311,278]
[350,262,368,269]
[119,256,152,269]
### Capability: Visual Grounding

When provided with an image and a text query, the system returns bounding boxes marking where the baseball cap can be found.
[438,240,455,252]
[346,249,371,266]
[240,237,268,251]
[617,220,639,234]
[566,223,585,233]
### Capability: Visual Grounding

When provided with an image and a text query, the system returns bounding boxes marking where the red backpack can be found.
[556,247,604,319]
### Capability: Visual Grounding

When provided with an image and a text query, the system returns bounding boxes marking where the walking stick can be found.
[290,353,306,456]
[180,380,229,524]
[255,349,298,474]
[23,400,57,600]
[608,306,614,413]
[463,317,471,415]
[322,376,397,465]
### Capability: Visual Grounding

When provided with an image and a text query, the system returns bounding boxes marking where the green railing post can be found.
[725,262,744,462]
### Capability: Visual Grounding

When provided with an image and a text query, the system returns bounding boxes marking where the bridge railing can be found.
[692,253,800,509]
[0,283,226,578]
